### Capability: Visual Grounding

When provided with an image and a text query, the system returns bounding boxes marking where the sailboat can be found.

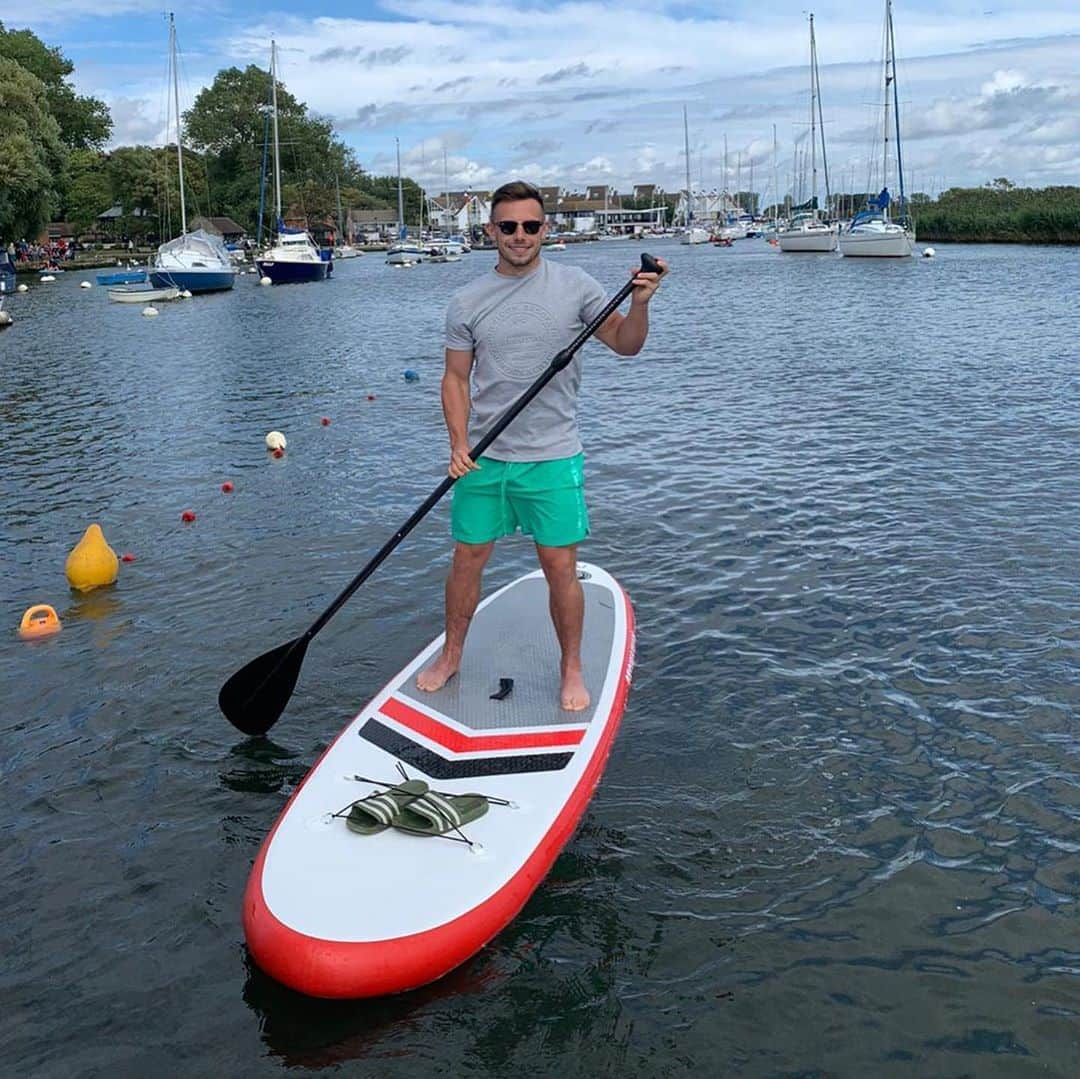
[334,176,361,259]
[778,14,838,253]
[255,41,333,283]
[838,0,915,257]
[149,15,236,293]
[679,107,710,245]
[386,138,424,266]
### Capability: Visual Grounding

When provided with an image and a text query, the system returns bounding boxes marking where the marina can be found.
[3,237,1077,1074]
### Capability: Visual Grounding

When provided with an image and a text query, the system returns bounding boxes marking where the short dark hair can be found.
[490,181,545,218]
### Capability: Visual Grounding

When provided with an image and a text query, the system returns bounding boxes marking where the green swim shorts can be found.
[451,453,589,548]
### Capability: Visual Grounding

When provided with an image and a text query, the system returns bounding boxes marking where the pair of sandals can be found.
[344,779,489,838]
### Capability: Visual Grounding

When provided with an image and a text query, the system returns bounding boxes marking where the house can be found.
[346,208,404,241]
[426,192,492,236]
[188,216,247,243]
[543,187,667,234]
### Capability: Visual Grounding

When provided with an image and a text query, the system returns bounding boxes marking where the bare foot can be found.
[560,667,590,711]
[416,653,458,693]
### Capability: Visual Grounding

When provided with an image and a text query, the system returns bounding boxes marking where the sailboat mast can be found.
[814,16,833,216]
[395,138,405,236]
[335,174,344,244]
[169,14,187,235]
[772,124,778,226]
[682,106,692,227]
[887,0,906,207]
[881,5,891,220]
[442,147,449,235]
[809,14,818,220]
[271,41,282,223]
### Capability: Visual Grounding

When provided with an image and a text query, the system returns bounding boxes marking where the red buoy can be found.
[320,417,331,426]
[121,553,136,563]
[181,510,196,523]
[272,447,285,459]
[366,394,376,401]
[221,481,234,493]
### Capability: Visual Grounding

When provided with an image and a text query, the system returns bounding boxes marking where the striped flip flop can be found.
[344,779,429,835]
[393,790,489,837]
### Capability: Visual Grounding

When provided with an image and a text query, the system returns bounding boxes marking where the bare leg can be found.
[536,543,590,711]
[416,541,494,692]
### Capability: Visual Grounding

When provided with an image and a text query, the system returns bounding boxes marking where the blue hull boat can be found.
[149,269,235,292]
[97,270,148,286]
[254,257,332,284]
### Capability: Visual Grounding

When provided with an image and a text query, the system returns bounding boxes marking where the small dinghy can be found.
[107,285,180,304]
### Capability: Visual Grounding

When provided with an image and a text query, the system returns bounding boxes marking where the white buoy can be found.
[80,281,93,289]
[265,431,287,451]
[142,305,159,318]
[259,276,272,286]
[17,283,28,293]
[180,289,193,298]
[40,275,56,283]
[0,310,13,327]
[922,247,936,258]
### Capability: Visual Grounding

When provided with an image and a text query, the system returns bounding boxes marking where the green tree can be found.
[184,63,373,234]
[106,145,159,239]
[0,55,66,240]
[65,148,112,232]
[0,21,111,149]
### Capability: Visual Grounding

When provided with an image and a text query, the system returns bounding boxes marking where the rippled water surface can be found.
[2,241,1078,1077]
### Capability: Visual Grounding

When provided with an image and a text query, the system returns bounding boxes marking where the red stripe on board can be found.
[380,695,586,753]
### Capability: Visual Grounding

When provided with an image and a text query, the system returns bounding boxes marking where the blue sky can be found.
[20,1,1080,198]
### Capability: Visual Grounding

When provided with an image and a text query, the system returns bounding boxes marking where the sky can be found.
[19,1,1080,199]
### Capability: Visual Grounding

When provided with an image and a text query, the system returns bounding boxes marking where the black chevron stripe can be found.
[359,719,574,778]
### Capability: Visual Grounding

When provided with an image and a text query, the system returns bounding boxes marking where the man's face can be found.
[486,198,548,269]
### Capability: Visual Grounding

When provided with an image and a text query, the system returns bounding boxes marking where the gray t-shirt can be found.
[445,258,608,462]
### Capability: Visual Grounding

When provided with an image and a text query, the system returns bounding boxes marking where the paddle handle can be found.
[306,253,663,640]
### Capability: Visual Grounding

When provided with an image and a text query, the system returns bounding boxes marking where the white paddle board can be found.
[243,561,634,997]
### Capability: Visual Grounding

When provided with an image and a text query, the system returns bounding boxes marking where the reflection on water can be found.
[2,243,1078,1077]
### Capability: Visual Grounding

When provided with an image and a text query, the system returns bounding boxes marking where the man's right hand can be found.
[449,445,480,478]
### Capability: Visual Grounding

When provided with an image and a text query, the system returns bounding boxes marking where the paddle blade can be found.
[219,636,310,736]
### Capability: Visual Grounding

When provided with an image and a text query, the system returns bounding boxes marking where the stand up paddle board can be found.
[243,562,634,998]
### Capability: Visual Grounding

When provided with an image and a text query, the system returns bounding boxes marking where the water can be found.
[2,242,1077,1077]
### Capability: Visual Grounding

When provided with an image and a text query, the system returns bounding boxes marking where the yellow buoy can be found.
[65,523,120,592]
[19,604,62,640]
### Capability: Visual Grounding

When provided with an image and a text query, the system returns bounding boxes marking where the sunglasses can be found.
[493,219,544,235]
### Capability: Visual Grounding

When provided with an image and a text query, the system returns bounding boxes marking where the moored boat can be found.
[108,285,181,304]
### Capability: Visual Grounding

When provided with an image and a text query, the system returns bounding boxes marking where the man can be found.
[417,180,665,711]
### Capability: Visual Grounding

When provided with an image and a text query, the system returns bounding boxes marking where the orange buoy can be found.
[19,604,62,640]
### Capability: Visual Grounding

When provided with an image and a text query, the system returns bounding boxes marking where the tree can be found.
[65,149,112,232]
[0,21,111,149]
[0,55,66,240]
[105,146,159,239]
[184,64,373,232]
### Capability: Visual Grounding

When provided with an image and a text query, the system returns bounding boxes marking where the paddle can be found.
[220,252,664,736]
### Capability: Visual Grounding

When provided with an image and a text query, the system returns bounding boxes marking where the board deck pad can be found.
[243,562,634,998]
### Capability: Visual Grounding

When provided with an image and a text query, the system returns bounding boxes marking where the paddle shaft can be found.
[304,253,661,642]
